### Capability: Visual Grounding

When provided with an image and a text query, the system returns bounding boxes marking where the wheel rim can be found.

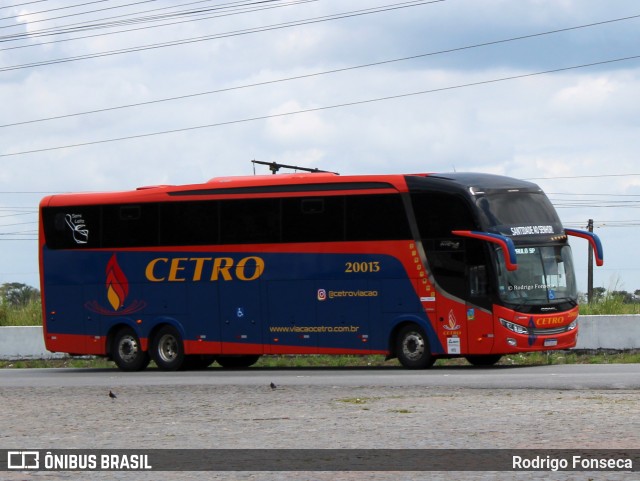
[117,335,140,363]
[157,333,178,363]
[402,331,425,361]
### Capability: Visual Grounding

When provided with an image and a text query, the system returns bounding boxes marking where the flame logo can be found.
[444,309,461,330]
[106,254,128,311]
[85,253,146,316]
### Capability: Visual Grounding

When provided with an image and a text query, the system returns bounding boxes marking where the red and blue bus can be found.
[38,172,603,370]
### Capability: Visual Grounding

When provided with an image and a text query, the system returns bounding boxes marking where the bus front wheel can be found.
[395,324,435,369]
[151,325,185,371]
[111,327,150,372]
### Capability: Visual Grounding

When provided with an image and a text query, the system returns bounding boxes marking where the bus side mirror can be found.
[565,229,604,266]
[452,230,518,271]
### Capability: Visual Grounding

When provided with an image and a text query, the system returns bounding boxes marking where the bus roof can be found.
[406,172,543,195]
[41,172,411,207]
[39,172,541,207]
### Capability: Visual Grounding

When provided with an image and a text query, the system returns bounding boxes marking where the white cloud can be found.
[552,76,616,115]
[265,100,333,143]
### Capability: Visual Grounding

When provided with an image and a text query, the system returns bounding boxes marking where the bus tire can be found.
[396,324,435,369]
[151,325,185,371]
[111,327,150,372]
[216,355,260,369]
[465,355,502,366]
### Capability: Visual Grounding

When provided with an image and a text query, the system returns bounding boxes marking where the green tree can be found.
[592,287,606,302]
[611,290,634,304]
[0,283,40,307]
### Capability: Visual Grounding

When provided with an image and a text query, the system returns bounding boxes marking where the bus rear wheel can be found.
[216,355,260,368]
[396,324,435,369]
[151,325,185,371]
[465,355,502,366]
[111,327,150,372]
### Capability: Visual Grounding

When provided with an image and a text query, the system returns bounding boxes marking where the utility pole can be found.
[587,219,594,303]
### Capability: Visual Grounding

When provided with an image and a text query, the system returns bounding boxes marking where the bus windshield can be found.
[476,192,563,237]
[496,245,577,305]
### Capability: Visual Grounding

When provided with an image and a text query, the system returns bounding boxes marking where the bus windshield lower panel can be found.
[496,245,577,307]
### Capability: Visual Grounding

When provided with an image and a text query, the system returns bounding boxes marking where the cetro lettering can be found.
[145,256,265,282]
[536,317,566,326]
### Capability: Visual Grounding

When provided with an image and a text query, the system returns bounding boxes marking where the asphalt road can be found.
[0,363,639,389]
[2,364,639,481]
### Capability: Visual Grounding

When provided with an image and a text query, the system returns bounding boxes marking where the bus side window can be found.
[282,196,344,243]
[301,198,324,214]
[220,198,280,244]
[411,193,491,303]
[102,204,159,248]
[160,201,219,246]
[119,205,141,221]
[469,265,488,297]
[346,195,411,241]
[42,206,101,249]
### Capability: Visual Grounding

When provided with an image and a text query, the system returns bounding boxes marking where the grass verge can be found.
[1,351,639,370]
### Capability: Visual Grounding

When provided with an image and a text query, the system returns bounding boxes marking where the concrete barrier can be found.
[575,315,640,350]
[0,326,64,360]
[0,315,638,360]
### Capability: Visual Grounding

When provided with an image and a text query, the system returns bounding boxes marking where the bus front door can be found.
[465,265,495,355]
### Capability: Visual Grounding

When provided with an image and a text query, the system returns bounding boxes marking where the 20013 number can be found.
[345,261,381,273]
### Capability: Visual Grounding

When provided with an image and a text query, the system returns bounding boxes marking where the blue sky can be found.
[1,0,639,294]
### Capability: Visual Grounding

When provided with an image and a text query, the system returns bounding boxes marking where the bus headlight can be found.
[499,318,529,335]
[567,319,577,331]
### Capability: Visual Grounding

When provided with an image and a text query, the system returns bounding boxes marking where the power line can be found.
[3,13,638,128]
[0,0,113,22]
[528,173,640,180]
[0,0,47,11]
[552,199,640,204]
[563,221,640,228]
[0,0,316,47]
[549,192,640,197]
[0,1,443,71]
[589,220,640,223]
[2,54,639,158]
[0,212,37,218]
[3,175,640,194]
[555,204,640,209]
[0,0,159,27]
[0,0,286,39]
[550,196,640,204]
[0,221,38,226]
